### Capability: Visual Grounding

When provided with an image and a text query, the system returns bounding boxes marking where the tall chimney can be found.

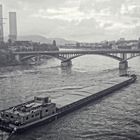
[0,5,4,42]
[9,12,17,42]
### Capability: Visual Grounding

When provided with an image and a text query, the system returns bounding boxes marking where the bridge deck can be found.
[13,49,140,55]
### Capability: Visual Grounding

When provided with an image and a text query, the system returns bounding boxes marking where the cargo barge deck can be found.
[0,74,137,134]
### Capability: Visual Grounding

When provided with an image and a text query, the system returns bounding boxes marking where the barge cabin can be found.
[0,96,56,126]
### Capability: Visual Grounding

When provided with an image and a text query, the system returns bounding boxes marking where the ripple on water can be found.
[0,58,140,140]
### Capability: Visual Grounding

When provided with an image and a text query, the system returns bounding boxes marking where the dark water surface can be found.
[0,55,140,140]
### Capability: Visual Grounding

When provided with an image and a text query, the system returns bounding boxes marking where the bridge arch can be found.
[20,54,66,61]
[20,53,123,62]
[125,54,140,61]
[63,53,123,62]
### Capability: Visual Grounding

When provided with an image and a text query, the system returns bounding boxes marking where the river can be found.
[0,55,140,140]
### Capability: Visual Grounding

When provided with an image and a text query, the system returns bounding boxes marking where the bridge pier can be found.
[119,60,128,76]
[34,55,41,64]
[15,54,21,63]
[119,60,128,69]
[61,60,72,67]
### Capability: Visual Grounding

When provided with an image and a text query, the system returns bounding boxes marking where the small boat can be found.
[0,74,137,134]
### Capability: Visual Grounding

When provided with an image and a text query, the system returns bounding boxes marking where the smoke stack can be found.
[9,12,17,42]
[0,5,4,42]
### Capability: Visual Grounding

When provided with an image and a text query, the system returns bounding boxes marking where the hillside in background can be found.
[15,35,76,45]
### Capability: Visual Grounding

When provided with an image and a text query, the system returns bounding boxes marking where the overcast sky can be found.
[0,0,140,42]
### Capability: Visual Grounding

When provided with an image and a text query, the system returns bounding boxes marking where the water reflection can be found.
[60,65,72,75]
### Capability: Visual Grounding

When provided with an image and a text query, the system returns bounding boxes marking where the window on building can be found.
[35,113,39,116]
[46,109,48,112]
[11,116,14,119]
[6,114,9,118]
[26,116,29,120]
[52,111,55,114]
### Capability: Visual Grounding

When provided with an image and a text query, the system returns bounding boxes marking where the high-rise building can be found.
[0,5,4,42]
[9,12,17,42]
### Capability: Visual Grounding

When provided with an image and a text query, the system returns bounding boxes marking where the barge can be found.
[0,74,137,133]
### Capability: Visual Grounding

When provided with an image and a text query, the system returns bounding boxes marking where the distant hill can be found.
[16,35,76,45]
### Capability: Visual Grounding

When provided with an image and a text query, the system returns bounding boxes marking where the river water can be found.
[0,55,140,140]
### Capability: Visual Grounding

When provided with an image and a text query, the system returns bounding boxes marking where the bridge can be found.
[13,49,140,70]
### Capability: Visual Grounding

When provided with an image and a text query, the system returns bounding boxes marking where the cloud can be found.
[2,0,67,9]
[1,0,140,41]
[121,4,140,18]
[32,7,85,22]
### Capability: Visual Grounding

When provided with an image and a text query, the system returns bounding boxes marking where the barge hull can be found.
[0,75,137,133]
[57,75,136,117]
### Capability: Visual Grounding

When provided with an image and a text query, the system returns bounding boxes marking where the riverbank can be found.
[0,40,59,66]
